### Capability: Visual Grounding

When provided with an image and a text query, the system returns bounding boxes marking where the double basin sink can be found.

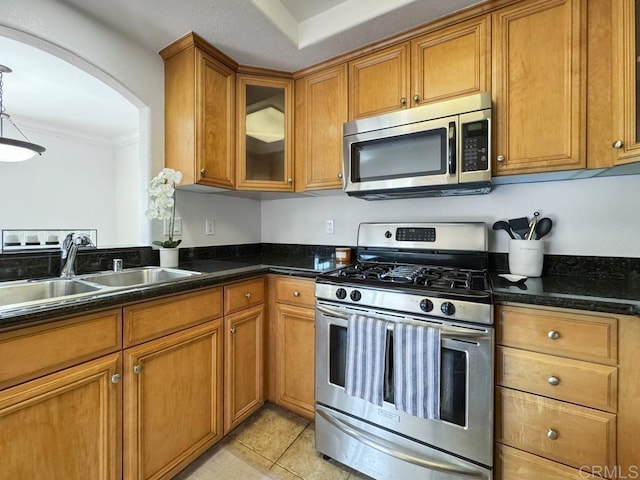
[0,267,200,312]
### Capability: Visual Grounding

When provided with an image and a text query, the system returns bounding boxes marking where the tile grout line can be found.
[271,421,313,471]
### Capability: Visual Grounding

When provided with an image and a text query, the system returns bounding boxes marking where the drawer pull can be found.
[245,292,252,299]
[111,373,122,384]
[133,364,143,375]
[547,330,560,340]
[547,376,560,386]
[230,327,236,334]
[293,291,300,297]
[547,429,558,440]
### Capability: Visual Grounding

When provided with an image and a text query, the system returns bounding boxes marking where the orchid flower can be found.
[146,168,183,248]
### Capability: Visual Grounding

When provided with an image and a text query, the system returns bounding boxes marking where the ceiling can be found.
[1,0,483,139]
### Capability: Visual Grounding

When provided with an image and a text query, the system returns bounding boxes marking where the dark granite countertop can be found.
[491,274,640,316]
[0,253,342,332]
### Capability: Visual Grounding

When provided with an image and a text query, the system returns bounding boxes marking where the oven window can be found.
[351,129,447,182]
[329,324,467,426]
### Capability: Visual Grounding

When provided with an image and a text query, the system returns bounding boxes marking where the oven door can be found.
[343,115,459,195]
[315,301,493,468]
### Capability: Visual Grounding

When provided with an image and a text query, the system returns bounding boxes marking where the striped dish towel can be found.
[344,314,388,406]
[393,323,441,419]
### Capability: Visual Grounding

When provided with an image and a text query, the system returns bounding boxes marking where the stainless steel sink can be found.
[0,279,102,309]
[79,267,199,288]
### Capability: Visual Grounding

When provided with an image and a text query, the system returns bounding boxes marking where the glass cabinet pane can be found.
[245,84,285,182]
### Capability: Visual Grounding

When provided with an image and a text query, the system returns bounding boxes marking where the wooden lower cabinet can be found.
[495,303,625,480]
[0,353,122,480]
[275,302,315,419]
[224,304,264,433]
[123,320,224,480]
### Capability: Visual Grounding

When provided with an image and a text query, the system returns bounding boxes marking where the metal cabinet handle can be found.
[338,172,343,179]
[200,168,207,176]
[547,376,560,386]
[287,177,293,184]
[547,429,558,440]
[133,364,143,375]
[111,373,122,384]
[612,140,624,149]
[497,155,505,162]
[547,330,560,340]
[230,327,236,334]
[400,97,406,106]
[293,291,300,297]
[245,292,251,299]
[412,94,420,103]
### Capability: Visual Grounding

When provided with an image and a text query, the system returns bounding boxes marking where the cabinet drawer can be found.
[124,287,222,347]
[496,444,602,479]
[0,309,122,390]
[496,387,616,470]
[497,346,618,412]
[496,305,617,364]
[224,277,265,315]
[274,276,315,308]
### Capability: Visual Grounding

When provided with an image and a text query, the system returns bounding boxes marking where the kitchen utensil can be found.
[492,220,515,239]
[525,211,540,240]
[508,217,530,239]
[535,217,553,239]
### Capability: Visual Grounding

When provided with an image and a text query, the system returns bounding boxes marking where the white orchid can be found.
[146,168,183,248]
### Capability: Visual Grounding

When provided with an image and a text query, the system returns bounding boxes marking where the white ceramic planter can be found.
[158,247,179,268]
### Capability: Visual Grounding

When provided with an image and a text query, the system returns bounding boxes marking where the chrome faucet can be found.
[61,233,94,277]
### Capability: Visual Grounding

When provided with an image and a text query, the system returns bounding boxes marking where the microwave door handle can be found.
[448,121,456,175]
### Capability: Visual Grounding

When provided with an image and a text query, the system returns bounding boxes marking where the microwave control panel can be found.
[461,120,489,172]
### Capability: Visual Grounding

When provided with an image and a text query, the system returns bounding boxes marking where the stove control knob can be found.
[420,299,434,312]
[385,230,392,238]
[350,290,362,301]
[441,302,456,316]
[336,288,347,300]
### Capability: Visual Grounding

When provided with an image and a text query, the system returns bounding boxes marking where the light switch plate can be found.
[163,218,181,236]
[206,219,215,235]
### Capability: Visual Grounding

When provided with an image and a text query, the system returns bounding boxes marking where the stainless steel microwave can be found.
[343,92,492,200]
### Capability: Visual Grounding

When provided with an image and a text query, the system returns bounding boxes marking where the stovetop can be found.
[334,262,489,292]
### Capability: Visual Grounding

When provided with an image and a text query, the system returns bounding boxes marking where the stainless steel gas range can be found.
[315,222,493,480]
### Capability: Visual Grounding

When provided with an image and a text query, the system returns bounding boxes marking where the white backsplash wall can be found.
[149,190,262,248]
[261,174,640,258]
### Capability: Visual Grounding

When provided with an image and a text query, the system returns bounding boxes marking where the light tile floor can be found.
[174,403,372,480]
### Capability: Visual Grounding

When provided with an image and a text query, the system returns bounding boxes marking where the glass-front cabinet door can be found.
[236,74,294,191]
[612,0,640,164]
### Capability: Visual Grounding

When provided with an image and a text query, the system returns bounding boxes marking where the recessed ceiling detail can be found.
[252,0,431,49]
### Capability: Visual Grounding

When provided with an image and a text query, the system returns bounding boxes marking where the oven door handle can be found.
[317,305,488,339]
[316,408,486,478]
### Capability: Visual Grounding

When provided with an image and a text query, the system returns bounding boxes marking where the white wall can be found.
[261,174,640,257]
[0,126,120,245]
[114,135,142,246]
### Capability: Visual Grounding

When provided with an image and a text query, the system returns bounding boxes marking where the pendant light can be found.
[0,65,46,162]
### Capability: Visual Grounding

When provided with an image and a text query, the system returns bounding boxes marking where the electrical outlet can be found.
[205,219,215,235]
[163,218,181,236]
[325,219,335,234]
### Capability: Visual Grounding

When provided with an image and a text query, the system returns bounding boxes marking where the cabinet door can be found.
[411,16,490,106]
[124,320,223,480]
[275,303,315,420]
[236,74,294,191]
[349,43,410,120]
[224,305,264,433]
[492,0,585,175]
[612,0,640,164]
[196,49,236,188]
[295,64,348,191]
[0,353,121,480]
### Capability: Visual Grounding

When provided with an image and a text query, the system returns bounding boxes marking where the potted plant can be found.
[146,168,182,267]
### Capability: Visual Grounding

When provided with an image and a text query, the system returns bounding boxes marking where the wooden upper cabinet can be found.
[236,73,295,191]
[411,16,490,106]
[349,43,410,120]
[611,0,640,165]
[160,32,236,188]
[492,0,586,175]
[295,64,348,191]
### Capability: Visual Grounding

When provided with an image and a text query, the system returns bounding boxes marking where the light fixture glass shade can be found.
[0,136,46,162]
[246,106,284,143]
